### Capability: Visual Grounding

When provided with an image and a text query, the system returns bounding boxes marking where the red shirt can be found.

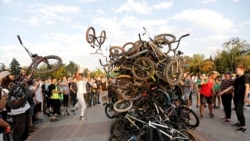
[199,80,214,97]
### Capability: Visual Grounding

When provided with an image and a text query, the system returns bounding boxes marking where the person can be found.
[219,71,234,124]
[100,76,108,105]
[213,77,221,109]
[199,71,219,119]
[41,77,52,116]
[0,71,31,141]
[61,76,70,115]
[194,74,207,108]
[71,67,90,120]
[218,65,249,132]
[183,73,193,109]
[48,77,63,120]
[69,77,77,107]
[0,86,11,141]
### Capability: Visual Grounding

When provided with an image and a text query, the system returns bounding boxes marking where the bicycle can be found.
[110,111,197,141]
[86,26,107,57]
[7,35,62,109]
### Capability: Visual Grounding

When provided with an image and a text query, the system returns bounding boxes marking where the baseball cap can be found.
[0,71,11,80]
[224,71,232,75]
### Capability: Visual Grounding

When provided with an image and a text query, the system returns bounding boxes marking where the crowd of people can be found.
[0,64,249,140]
[0,66,110,141]
[182,65,250,133]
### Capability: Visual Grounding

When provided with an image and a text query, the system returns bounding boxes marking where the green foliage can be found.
[199,59,216,73]
[9,58,21,76]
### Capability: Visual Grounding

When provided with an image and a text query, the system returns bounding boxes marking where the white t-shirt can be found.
[77,80,87,95]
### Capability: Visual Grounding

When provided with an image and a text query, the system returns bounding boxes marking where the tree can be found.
[199,59,216,73]
[64,61,78,77]
[9,58,21,76]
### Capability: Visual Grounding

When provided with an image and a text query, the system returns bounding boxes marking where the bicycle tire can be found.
[154,33,176,44]
[179,130,197,141]
[109,130,133,141]
[154,128,164,141]
[146,126,153,141]
[164,60,183,86]
[113,99,133,113]
[109,46,125,57]
[110,118,126,135]
[86,26,96,44]
[135,97,155,117]
[123,41,142,56]
[7,85,30,109]
[32,55,62,74]
[132,57,155,81]
[178,106,200,129]
[99,30,106,45]
[105,103,116,119]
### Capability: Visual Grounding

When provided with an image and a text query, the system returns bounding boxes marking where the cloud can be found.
[113,0,152,14]
[153,2,173,10]
[2,0,13,4]
[15,3,82,26]
[201,0,217,3]
[171,9,234,33]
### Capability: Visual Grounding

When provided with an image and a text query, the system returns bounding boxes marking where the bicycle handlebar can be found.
[17,35,23,45]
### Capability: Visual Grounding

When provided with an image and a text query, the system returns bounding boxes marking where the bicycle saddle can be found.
[177,50,184,55]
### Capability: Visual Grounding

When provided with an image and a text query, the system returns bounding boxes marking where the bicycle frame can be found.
[148,121,189,140]
[123,112,189,140]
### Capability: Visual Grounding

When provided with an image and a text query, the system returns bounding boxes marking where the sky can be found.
[0,0,249,71]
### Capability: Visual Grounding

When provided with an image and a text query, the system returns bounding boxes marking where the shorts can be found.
[35,103,42,113]
[101,91,108,97]
[184,92,191,100]
[200,94,213,104]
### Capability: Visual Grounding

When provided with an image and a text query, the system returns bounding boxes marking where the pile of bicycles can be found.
[86,27,199,141]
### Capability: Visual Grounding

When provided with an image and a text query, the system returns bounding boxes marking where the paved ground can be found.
[26,101,250,141]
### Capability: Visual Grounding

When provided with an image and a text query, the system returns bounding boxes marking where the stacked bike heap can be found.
[86,27,199,141]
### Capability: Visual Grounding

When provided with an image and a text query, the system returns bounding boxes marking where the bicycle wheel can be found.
[113,99,133,113]
[110,118,126,135]
[154,33,176,44]
[135,97,155,117]
[105,103,116,119]
[99,30,106,45]
[177,106,199,129]
[109,46,125,58]
[164,60,183,86]
[86,26,96,44]
[7,84,30,109]
[132,57,155,81]
[123,41,142,56]
[179,130,197,141]
[109,130,133,141]
[32,55,62,74]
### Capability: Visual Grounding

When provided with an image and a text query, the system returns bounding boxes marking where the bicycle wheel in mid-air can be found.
[86,26,96,44]
[33,55,62,74]
[99,30,106,45]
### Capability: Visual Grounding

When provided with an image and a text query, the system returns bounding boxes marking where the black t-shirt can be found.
[233,74,250,98]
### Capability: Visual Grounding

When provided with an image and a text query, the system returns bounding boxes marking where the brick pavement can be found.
[26,102,250,141]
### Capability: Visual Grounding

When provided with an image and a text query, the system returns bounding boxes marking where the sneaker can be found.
[232,122,240,127]
[220,117,226,120]
[209,113,214,118]
[200,115,204,119]
[80,116,86,120]
[236,127,247,133]
[223,119,231,124]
